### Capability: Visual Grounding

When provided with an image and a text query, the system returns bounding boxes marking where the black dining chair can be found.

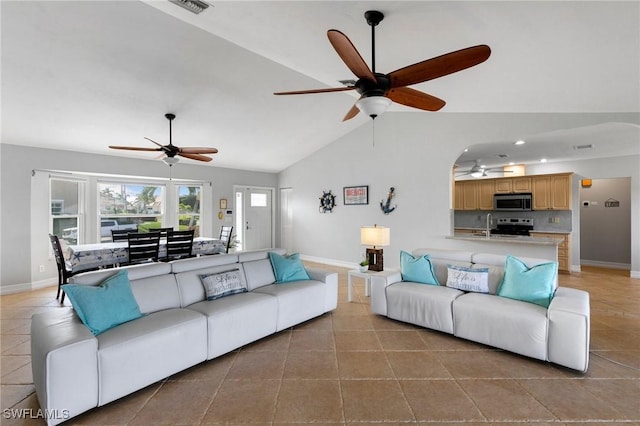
[164,229,195,261]
[48,234,77,303]
[219,226,234,253]
[139,227,172,239]
[126,232,161,265]
[111,229,136,242]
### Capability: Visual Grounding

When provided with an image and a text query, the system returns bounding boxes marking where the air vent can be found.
[573,144,594,150]
[496,154,509,158]
[169,0,210,14]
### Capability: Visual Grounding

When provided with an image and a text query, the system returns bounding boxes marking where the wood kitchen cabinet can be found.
[530,232,571,273]
[478,180,495,210]
[494,179,513,194]
[532,173,572,210]
[454,180,493,210]
[512,177,532,192]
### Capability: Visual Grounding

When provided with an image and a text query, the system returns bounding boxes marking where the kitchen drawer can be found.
[558,248,568,258]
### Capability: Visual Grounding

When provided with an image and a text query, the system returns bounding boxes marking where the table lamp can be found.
[360,225,390,271]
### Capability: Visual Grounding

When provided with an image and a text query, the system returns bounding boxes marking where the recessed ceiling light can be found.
[515,140,526,145]
[540,158,547,163]
[463,148,469,152]
[508,162,515,166]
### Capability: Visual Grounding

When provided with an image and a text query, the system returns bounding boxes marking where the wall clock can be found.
[319,190,336,213]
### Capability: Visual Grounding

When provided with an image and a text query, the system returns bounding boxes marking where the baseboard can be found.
[580,260,631,270]
[0,279,55,295]
[571,264,581,273]
[300,254,357,270]
[631,270,640,279]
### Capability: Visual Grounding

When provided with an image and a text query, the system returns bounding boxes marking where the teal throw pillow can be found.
[497,255,558,308]
[62,270,143,335]
[400,250,439,285]
[269,252,311,283]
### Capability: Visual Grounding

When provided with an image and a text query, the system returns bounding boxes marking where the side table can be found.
[347,269,385,302]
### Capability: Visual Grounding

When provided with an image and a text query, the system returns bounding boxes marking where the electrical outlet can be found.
[39,264,45,272]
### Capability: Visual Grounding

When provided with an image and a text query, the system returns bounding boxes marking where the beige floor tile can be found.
[386,351,452,379]
[376,330,429,351]
[400,379,485,421]
[580,378,640,420]
[332,314,373,331]
[289,329,335,351]
[202,379,279,424]
[274,379,343,423]
[241,329,291,352]
[129,379,219,425]
[336,351,394,379]
[341,379,414,422]
[1,319,31,334]
[459,378,558,421]
[519,378,628,421]
[1,355,30,378]
[334,330,381,351]
[291,312,333,331]
[1,362,32,384]
[283,350,339,379]
[226,350,286,380]
[433,350,509,379]
[0,384,35,410]
[168,352,236,382]
[370,314,417,330]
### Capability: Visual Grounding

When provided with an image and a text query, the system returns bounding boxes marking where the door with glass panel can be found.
[235,186,273,251]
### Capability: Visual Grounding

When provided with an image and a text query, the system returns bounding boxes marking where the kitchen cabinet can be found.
[512,177,532,192]
[494,179,512,194]
[478,180,495,210]
[530,232,570,273]
[532,173,572,210]
[454,180,493,210]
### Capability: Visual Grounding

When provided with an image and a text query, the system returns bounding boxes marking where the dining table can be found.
[67,237,225,273]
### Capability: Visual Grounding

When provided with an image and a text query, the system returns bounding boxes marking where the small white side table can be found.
[347,269,384,302]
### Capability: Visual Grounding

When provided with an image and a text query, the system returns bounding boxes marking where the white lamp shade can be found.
[163,156,179,165]
[360,226,390,247]
[356,96,392,119]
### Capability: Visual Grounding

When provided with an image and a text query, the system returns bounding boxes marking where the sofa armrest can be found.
[370,271,402,316]
[306,267,339,312]
[31,308,99,425]
[547,287,590,372]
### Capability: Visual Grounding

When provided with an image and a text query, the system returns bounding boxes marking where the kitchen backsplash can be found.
[454,210,572,233]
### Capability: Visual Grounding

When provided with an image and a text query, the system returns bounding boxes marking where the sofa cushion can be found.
[400,250,439,285]
[446,265,490,293]
[243,258,277,291]
[200,268,247,300]
[62,270,143,335]
[269,252,310,283]
[498,255,557,308]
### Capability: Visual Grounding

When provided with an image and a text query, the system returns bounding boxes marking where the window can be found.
[98,182,164,241]
[177,185,202,236]
[50,179,83,246]
[250,192,267,207]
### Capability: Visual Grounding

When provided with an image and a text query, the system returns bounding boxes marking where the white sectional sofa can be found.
[30,249,338,426]
[370,248,590,372]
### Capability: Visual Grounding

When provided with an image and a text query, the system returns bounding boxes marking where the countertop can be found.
[454,227,570,234]
[448,233,565,245]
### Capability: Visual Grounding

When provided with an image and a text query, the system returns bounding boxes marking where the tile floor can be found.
[1,264,639,425]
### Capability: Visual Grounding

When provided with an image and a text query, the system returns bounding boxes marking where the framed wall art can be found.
[343,185,369,205]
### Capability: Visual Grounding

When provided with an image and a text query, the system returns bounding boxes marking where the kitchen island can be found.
[446,231,566,265]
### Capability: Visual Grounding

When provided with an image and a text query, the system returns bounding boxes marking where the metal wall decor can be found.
[319,190,337,213]
[380,187,397,214]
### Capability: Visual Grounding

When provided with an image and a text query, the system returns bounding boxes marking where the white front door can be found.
[236,186,273,251]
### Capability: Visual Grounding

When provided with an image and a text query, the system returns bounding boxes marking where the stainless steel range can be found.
[491,218,534,236]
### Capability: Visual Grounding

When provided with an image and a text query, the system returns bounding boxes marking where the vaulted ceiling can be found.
[2,1,639,172]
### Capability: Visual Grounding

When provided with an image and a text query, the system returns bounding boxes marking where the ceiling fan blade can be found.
[144,137,164,148]
[274,86,355,96]
[342,101,361,121]
[387,87,446,111]
[178,152,212,162]
[327,29,376,83]
[388,45,491,88]
[178,147,219,154]
[109,145,161,152]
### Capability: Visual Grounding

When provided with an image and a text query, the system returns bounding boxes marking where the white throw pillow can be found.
[200,268,247,300]
[446,265,490,293]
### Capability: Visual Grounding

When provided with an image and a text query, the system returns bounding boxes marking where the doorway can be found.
[234,185,275,251]
[579,177,631,270]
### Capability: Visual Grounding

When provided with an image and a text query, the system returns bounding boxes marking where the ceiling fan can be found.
[274,10,491,120]
[456,160,513,178]
[109,113,218,164]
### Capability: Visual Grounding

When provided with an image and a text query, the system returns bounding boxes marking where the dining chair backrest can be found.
[127,232,161,265]
[49,234,73,302]
[219,226,234,253]
[112,229,136,242]
[139,227,172,239]
[165,229,194,261]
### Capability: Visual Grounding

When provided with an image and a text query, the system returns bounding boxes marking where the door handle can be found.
[246,221,251,230]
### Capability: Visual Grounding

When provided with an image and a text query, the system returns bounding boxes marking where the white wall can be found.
[0,144,277,293]
[278,112,640,277]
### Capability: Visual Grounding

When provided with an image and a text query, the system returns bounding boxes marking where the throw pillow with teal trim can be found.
[497,255,558,308]
[400,250,439,285]
[269,252,310,283]
[62,270,143,335]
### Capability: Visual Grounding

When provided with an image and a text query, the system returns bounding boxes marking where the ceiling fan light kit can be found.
[274,10,491,121]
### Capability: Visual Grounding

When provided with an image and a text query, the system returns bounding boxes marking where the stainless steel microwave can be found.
[494,193,532,211]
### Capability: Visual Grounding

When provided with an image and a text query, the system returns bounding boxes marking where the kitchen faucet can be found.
[486,213,492,239]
